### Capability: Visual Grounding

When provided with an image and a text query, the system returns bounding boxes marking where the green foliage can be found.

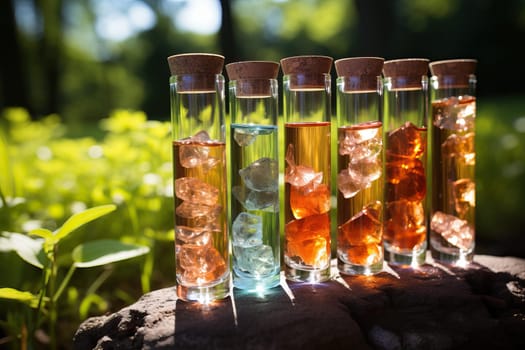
[0,204,149,350]
[475,96,525,250]
[0,108,173,349]
[0,289,43,309]
[400,0,457,29]
[72,239,150,268]
[1,108,173,235]
[4,233,47,269]
[234,0,356,58]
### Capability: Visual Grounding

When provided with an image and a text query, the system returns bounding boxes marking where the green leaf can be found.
[54,204,116,242]
[72,239,149,268]
[30,228,54,240]
[7,232,48,269]
[0,288,43,308]
[29,228,56,254]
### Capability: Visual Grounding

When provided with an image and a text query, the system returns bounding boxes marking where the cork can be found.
[383,58,430,89]
[280,55,333,88]
[225,61,280,80]
[334,57,384,92]
[167,53,224,91]
[429,59,477,88]
[226,61,280,97]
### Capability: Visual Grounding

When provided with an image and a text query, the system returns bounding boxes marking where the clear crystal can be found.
[232,186,278,212]
[234,127,258,147]
[239,157,279,192]
[233,244,275,276]
[232,212,263,247]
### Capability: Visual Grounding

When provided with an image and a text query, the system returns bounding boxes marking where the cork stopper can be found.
[335,57,384,91]
[383,58,429,89]
[225,61,280,80]
[167,53,224,75]
[167,53,224,91]
[280,55,333,88]
[226,61,280,97]
[429,59,477,88]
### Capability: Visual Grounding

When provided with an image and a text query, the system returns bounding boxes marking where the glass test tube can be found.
[168,53,230,302]
[226,61,281,290]
[334,57,385,275]
[429,59,477,265]
[281,55,333,282]
[382,58,429,267]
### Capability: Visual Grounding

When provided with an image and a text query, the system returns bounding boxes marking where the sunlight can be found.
[174,0,222,35]
[454,255,470,269]
[92,0,156,41]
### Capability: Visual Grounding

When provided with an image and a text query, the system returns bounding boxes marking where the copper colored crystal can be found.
[285,213,330,267]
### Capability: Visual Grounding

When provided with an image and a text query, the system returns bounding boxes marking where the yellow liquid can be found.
[284,122,331,269]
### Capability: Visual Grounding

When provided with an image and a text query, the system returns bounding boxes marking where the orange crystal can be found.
[285,213,330,267]
[338,202,382,266]
[384,200,426,249]
[338,201,382,246]
[346,243,382,266]
[387,121,426,158]
[290,182,331,219]
[384,122,427,251]
[386,157,426,202]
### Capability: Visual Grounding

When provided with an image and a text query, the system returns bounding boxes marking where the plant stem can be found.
[127,203,139,235]
[36,261,52,328]
[85,267,113,296]
[0,186,10,228]
[21,323,27,350]
[53,264,76,303]
[48,246,58,350]
[0,186,7,207]
[141,243,153,293]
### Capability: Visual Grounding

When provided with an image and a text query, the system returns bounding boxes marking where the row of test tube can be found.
[167,54,477,302]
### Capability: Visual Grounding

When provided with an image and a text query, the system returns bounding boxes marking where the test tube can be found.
[281,55,333,282]
[226,61,281,290]
[168,53,230,302]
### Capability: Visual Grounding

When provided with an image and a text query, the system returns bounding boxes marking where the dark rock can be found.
[73,255,525,349]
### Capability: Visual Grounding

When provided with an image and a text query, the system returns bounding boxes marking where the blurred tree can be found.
[0,0,29,112]
[36,0,63,115]
[219,0,238,64]
[354,0,395,57]
[2,0,525,121]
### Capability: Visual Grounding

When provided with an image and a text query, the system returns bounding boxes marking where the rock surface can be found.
[73,255,525,350]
